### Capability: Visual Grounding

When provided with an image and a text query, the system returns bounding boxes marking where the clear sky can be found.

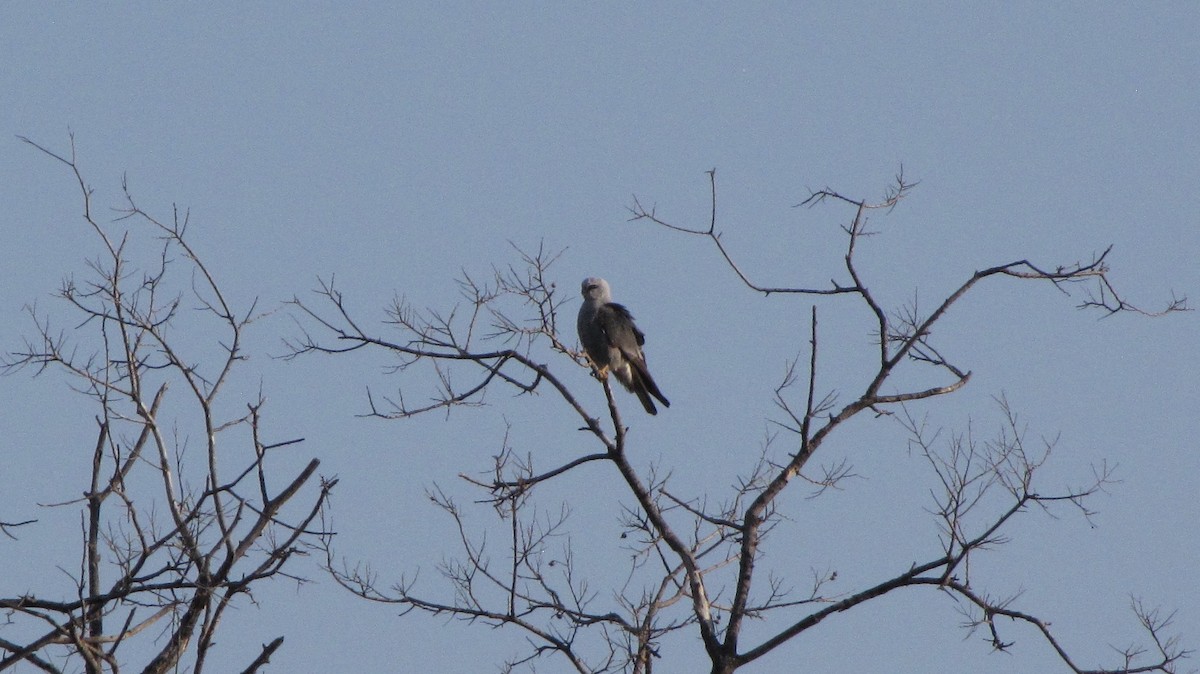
[2,4,1197,673]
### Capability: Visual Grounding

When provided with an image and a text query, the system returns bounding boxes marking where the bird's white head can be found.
[580,277,612,304]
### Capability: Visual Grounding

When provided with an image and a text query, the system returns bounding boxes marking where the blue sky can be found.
[2,4,1197,672]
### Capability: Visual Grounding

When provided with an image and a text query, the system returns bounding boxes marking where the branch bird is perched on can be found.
[577,277,671,415]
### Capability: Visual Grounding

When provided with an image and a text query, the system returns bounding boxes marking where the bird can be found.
[577,277,670,415]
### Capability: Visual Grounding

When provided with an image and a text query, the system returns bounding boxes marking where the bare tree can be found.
[1,137,335,674]
[289,170,1189,674]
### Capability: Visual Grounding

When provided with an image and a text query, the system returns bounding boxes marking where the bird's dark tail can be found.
[630,365,669,415]
[633,384,658,415]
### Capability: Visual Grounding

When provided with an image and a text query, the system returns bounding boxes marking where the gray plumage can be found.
[577,277,670,415]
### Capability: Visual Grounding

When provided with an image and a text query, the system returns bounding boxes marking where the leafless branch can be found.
[2,137,334,674]
[291,168,1185,674]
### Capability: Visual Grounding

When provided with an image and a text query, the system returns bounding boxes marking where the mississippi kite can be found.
[577,277,670,415]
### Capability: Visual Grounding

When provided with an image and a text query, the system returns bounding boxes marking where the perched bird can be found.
[577,277,670,415]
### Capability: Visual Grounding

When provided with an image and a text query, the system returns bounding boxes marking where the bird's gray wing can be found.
[596,303,670,414]
[596,302,645,360]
